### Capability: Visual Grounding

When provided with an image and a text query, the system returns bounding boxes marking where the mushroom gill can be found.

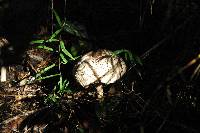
[74,49,127,99]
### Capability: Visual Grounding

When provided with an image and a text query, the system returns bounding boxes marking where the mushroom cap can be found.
[0,37,9,48]
[74,49,127,88]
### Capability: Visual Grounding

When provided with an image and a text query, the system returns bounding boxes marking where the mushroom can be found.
[0,37,9,82]
[74,49,127,100]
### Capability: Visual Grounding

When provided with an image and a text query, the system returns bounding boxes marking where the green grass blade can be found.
[113,49,128,55]
[59,75,63,91]
[58,79,70,94]
[60,41,75,60]
[60,53,68,64]
[63,21,82,37]
[46,38,59,43]
[133,55,143,66]
[113,49,143,65]
[63,79,69,88]
[30,40,45,44]
[36,63,56,78]
[37,73,60,80]
[37,45,54,51]
[50,28,62,40]
[53,9,62,27]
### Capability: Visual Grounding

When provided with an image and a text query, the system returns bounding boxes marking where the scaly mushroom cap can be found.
[0,37,9,48]
[74,49,127,88]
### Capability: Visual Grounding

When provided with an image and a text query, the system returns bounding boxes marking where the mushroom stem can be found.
[1,66,7,82]
[96,84,104,99]
[0,38,9,82]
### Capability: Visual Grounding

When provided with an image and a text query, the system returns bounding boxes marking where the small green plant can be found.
[113,49,143,79]
[30,10,84,104]
[113,49,143,66]
[44,75,71,104]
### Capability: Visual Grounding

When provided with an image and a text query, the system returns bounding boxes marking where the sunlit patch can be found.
[74,49,127,99]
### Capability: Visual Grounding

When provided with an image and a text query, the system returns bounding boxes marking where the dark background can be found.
[0,0,200,132]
